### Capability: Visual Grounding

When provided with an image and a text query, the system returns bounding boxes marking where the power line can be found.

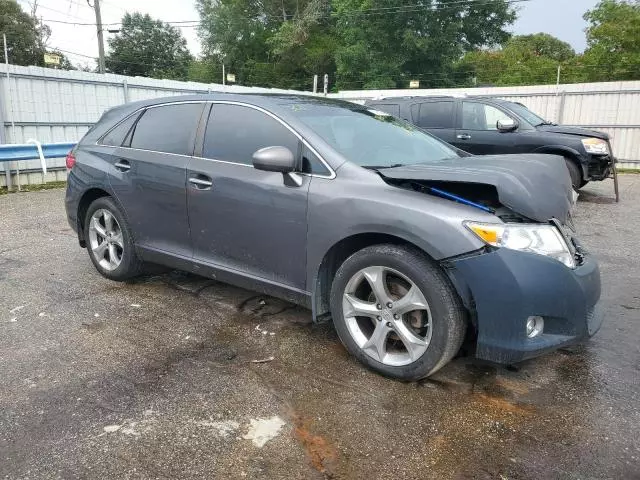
[16,0,87,20]
[37,0,535,27]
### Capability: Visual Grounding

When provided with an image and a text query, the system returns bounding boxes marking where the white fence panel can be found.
[1,64,639,187]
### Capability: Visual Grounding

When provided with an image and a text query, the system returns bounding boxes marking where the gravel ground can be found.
[1,177,639,480]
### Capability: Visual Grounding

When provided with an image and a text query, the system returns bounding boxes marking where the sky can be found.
[15,0,601,68]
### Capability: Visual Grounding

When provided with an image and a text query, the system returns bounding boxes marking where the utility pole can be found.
[88,0,106,73]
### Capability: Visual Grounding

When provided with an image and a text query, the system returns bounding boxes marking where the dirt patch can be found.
[473,392,535,415]
[292,414,338,476]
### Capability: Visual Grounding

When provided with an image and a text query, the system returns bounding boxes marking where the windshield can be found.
[283,102,459,168]
[505,101,548,126]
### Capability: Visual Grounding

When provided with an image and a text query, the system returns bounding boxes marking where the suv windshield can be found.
[505,101,549,126]
[283,102,459,168]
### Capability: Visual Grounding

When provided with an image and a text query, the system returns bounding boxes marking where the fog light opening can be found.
[526,316,544,338]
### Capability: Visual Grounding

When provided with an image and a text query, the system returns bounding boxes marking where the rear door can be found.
[186,102,311,290]
[409,100,456,144]
[454,100,517,155]
[108,102,206,257]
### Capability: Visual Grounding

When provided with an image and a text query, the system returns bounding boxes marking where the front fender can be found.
[305,165,497,317]
[533,145,587,178]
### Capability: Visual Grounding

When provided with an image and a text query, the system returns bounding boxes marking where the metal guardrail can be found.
[0,141,76,190]
[0,141,76,162]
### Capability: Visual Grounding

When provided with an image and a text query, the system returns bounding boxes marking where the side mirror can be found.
[252,146,296,173]
[497,118,518,132]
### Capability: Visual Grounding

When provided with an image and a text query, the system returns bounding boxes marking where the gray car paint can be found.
[379,153,574,224]
[70,93,571,320]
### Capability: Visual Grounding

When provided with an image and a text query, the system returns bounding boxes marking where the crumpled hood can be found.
[379,154,573,224]
[536,124,609,140]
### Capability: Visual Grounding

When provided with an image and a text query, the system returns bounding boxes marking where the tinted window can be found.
[369,103,400,117]
[462,102,512,130]
[302,145,330,176]
[101,113,139,147]
[203,104,300,165]
[505,101,546,126]
[284,101,459,168]
[415,101,454,128]
[130,103,203,155]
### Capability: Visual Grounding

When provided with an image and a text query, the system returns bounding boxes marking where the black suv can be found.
[365,96,614,189]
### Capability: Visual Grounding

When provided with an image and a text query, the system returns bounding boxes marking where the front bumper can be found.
[585,153,614,181]
[449,248,602,364]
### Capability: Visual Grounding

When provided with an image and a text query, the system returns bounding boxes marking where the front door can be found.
[454,101,517,155]
[187,103,310,290]
[108,102,206,257]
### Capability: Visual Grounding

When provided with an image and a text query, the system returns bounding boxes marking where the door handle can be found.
[189,175,213,190]
[456,134,471,140]
[114,160,131,172]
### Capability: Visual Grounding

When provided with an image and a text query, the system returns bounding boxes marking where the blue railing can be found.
[0,141,77,190]
[0,142,76,163]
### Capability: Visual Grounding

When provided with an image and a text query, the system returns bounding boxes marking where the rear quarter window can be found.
[100,112,140,147]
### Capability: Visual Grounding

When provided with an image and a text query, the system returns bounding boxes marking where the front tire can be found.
[84,196,142,281]
[329,244,467,380]
[565,158,584,190]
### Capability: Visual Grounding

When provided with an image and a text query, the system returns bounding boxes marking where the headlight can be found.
[465,222,575,268]
[581,138,608,155]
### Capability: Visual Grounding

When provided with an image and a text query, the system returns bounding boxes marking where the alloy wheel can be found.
[88,208,124,271]
[342,266,433,366]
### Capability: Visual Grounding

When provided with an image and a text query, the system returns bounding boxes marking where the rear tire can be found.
[329,244,467,380]
[84,196,142,281]
[565,158,584,190]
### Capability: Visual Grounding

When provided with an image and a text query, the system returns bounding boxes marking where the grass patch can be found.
[617,168,640,174]
[0,180,67,195]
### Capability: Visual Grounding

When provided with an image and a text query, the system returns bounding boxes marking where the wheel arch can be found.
[311,232,437,321]
[76,187,119,247]
[533,145,587,180]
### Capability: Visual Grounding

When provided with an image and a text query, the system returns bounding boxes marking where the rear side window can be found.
[101,113,139,147]
[130,103,203,155]
[413,101,454,129]
[203,104,300,165]
[369,103,400,117]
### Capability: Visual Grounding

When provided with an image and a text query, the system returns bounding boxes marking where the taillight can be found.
[65,151,76,170]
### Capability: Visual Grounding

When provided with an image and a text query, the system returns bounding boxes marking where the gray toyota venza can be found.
[65,94,603,380]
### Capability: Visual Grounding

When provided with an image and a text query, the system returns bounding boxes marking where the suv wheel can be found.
[565,158,584,190]
[330,244,466,380]
[84,196,142,281]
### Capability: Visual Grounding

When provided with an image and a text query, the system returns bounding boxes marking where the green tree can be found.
[456,33,580,86]
[333,0,517,90]
[582,0,640,81]
[188,58,221,83]
[106,13,193,80]
[196,0,334,89]
[0,0,48,66]
[196,0,516,90]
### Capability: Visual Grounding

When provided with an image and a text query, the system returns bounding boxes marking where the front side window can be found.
[461,102,512,131]
[505,101,547,126]
[284,100,459,168]
[415,101,455,129]
[130,103,203,155]
[203,104,300,165]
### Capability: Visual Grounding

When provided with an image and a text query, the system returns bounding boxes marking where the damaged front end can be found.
[378,154,601,364]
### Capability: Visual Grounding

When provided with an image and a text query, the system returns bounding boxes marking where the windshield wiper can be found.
[536,121,556,126]
[362,163,405,170]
